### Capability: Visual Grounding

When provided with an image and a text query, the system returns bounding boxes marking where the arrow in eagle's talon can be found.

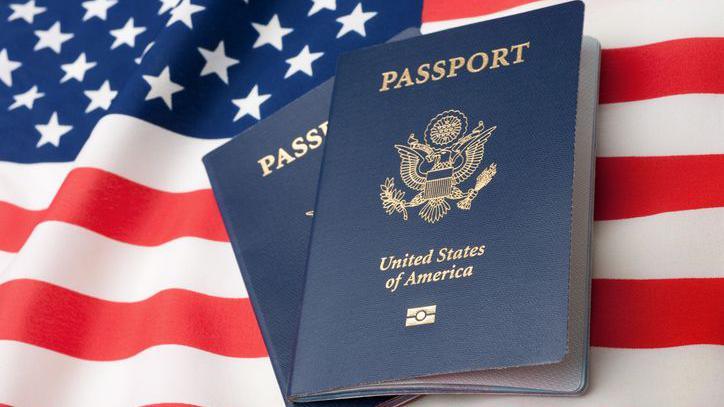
[457,190,478,210]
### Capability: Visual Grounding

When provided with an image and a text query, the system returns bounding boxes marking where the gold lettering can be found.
[490,47,510,69]
[422,249,433,264]
[466,51,489,73]
[379,71,397,92]
[510,41,530,64]
[416,63,431,84]
[379,257,392,271]
[381,245,484,293]
[413,255,423,266]
[436,248,446,263]
[291,136,308,158]
[377,40,531,92]
[306,127,323,149]
[431,60,446,81]
[404,272,417,286]
[463,245,473,257]
[447,56,465,78]
[276,147,295,168]
[394,68,414,89]
[416,272,432,284]
[258,155,275,177]
[257,121,328,177]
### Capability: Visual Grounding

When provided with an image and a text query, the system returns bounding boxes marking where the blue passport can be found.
[289,1,599,402]
[203,30,421,407]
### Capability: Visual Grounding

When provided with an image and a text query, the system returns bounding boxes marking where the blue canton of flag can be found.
[0,0,421,163]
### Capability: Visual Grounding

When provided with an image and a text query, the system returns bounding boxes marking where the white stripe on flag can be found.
[75,114,228,192]
[0,161,72,209]
[0,250,12,273]
[597,94,724,157]
[594,208,724,280]
[0,341,285,407]
[0,114,229,210]
[421,0,724,49]
[0,221,245,301]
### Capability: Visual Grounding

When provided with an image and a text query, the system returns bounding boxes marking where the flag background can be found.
[1,0,722,405]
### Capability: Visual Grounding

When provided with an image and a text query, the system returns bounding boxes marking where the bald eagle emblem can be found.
[380,110,497,223]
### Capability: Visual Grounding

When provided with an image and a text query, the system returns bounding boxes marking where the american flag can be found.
[0,0,721,406]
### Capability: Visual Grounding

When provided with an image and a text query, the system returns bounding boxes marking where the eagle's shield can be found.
[422,166,454,200]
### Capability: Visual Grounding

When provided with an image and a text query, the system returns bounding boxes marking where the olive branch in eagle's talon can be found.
[380,177,409,220]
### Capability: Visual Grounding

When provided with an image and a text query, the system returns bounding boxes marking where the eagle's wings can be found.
[452,126,495,185]
[395,145,427,191]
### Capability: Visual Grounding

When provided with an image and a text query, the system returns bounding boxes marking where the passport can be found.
[203,30,421,407]
[289,1,599,402]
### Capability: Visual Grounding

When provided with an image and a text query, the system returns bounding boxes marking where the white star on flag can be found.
[110,18,146,49]
[34,22,74,53]
[7,0,46,24]
[0,48,22,87]
[232,84,270,121]
[167,0,205,29]
[81,0,117,22]
[198,41,239,84]
[35,111,72,147]
[284,45,323,79]
[336,3,377,39]
[158,0,180,15]
[8,85,44,111]
[84,80,118,113]
[308,0,336,16]
[143,66,184,110]
[251,14,293,51]
[60,53,97,83]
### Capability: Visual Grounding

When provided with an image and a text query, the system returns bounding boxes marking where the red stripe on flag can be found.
[0,167,228,252]
[421,0,543,22]
[600,38,724,103]
[594,155,724,220]
[591,278,724,348]
[0,279,267,360]
[0,201,41,252]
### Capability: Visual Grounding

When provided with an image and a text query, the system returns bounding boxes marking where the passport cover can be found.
[385,35,600,397]
[290,2,586,401]
[203,30,420,407]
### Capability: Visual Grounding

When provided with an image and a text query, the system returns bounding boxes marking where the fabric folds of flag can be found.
[1,0,722,406]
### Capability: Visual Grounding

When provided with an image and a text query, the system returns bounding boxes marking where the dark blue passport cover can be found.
[291,2,584,400]
[204,29,420,407]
